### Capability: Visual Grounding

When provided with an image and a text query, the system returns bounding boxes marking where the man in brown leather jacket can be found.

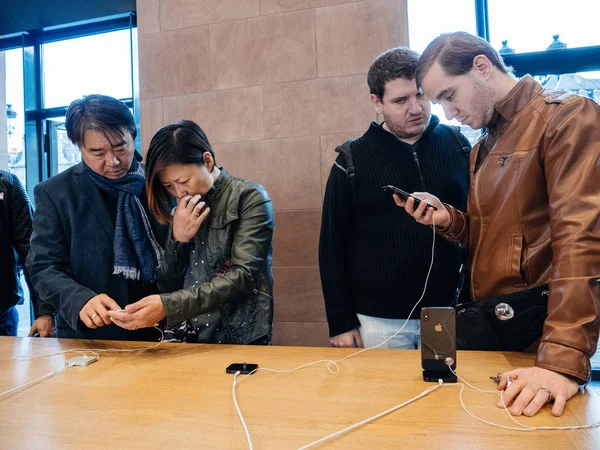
[395,32,599,418]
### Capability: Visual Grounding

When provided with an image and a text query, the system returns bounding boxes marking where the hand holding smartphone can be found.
[381,185,438,211]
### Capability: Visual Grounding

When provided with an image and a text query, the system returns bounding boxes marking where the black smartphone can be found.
[420,307,457,382]
[226,362,258,375]
[381,185,438,211]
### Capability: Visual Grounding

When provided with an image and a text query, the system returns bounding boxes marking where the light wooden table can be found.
[0,337,598,449]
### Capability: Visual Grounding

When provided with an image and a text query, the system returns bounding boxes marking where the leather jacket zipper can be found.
[470,134,500,300]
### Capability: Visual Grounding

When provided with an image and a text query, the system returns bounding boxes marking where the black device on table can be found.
[226,361,258,375]
[420,307,457,383]
[381,185,438,211]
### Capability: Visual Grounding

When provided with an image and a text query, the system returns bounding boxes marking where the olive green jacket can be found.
[158,168,274,344]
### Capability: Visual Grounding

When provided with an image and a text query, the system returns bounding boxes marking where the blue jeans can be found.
[357,314,421,349]
[0,306,19,336]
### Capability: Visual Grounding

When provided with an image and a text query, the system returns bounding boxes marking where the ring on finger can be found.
[91,313,99,320]
[539,387,552,403]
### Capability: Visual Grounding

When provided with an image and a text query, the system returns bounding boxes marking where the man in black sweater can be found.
[319,47,470,349]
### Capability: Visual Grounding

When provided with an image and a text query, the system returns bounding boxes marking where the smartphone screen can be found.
[381,185,438,211]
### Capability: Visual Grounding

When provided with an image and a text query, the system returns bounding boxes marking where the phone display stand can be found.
[423,369,457,383]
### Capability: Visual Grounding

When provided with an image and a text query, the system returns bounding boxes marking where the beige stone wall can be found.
[136,0,408,346]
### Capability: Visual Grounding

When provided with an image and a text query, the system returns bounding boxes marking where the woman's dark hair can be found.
[65,94,137,147]
[145,120,216,224]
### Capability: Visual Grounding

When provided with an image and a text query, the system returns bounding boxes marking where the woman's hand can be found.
[393,191,451,229]
[172,194,210,243]
[108,295,167,330]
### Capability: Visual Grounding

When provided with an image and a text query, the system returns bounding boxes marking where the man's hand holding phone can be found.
[383,185,451,229]
[382,185,438,211]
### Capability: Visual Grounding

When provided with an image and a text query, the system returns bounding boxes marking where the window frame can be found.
[0,13,138,196]
[474,0,600,76]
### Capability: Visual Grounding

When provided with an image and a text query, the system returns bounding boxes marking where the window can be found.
[3,48,29,336]
[488,0,600,54]
[39,27,135,175]
[4,48,26,188]
[407,0,480,145]
[538,71,600,101]
[407,0,477,54]
[0,15,136,193]
[48,117,81,174]
[43,30,133,108]
[0,15,137,335]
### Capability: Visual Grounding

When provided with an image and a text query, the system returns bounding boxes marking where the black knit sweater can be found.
[319,116,470,337]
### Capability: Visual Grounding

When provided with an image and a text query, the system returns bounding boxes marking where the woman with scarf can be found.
[27,95,166,341]
[108,120,275,345]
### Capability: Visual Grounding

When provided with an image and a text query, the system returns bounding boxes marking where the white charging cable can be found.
[14,326,165,362]
[237,213,438,381]
[447,365,600,432]
[1,327,165,400]
[235,367,600,450]
[232,371,255,449]
[231,209,600,448]
[0,366,68,400]
[231,215,438,449]
[295,380,446,450]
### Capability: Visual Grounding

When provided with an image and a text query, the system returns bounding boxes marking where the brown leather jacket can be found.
[440,75,600,383]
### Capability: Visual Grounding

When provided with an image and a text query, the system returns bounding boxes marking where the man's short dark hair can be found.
[367,47,420,100]
[65,94,137,148]
[416,32,513,88]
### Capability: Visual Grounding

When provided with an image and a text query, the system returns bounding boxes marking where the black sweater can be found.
[319,117,470,337]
